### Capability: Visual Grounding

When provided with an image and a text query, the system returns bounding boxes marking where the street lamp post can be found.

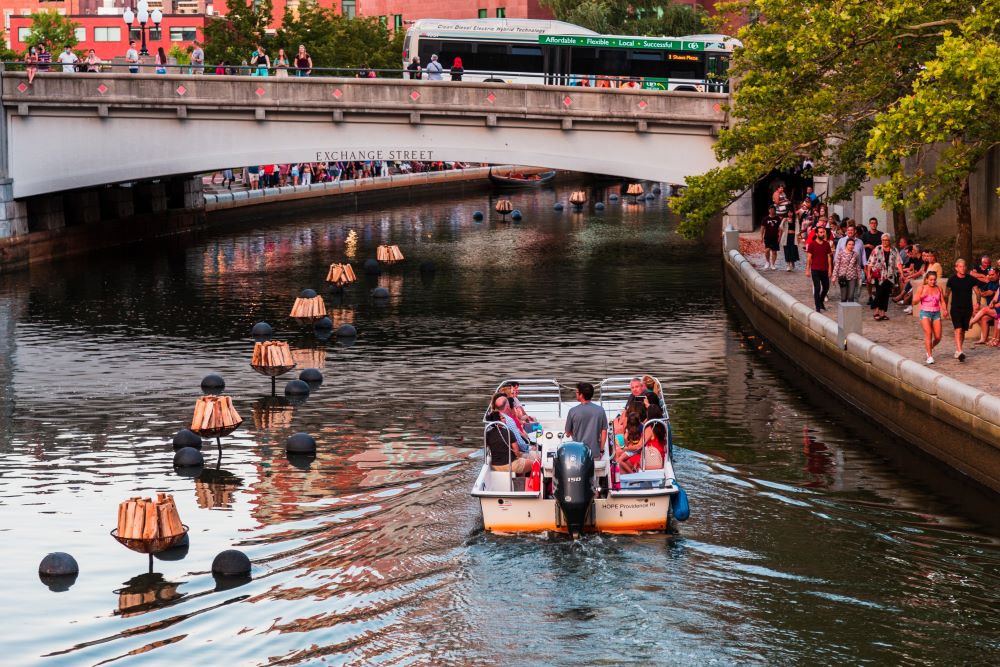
[123,1,163,57]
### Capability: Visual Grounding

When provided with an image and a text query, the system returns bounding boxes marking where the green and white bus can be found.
[403,18,737,92]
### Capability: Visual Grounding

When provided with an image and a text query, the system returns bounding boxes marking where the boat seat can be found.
[619,470,666,490]
[487,470,525,492]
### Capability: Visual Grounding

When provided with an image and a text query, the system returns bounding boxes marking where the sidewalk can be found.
[739,236,1000,398]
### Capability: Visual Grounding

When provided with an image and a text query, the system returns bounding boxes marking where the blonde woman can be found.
[912,271,946,364]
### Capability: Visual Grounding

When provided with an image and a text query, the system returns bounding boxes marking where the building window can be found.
[496,8,506,17]
[378,15,387,27]
[478,9,487,18]
[150,27,162,40]
[342,0,356,18]
[169,27,198,41]
[18,26,31,42]
[74,27,86,42]
[94,27,122,42]
[394,14,403,30]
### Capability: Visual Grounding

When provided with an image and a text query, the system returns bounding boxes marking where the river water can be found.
[0,183,998,666]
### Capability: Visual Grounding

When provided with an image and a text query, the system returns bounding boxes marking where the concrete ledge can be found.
[279,185,296,195]
[846,333,875,363]
[899,360,940,395]
[263,187,279,197]
[870,345,905,378]
[936,375,983,414]
[232,190,249,200]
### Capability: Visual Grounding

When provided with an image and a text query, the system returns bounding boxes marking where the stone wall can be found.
[722,241,1000,495]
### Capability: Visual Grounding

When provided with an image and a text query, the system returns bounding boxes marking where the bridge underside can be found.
[9,112,716,198]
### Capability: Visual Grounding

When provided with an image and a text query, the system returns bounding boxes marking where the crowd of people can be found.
[211,160,469,190]
[760,184,999,366]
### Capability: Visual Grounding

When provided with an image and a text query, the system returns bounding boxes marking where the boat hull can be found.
[479,495,670,534]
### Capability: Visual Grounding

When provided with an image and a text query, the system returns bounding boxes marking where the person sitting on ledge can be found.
[485,412,538,475]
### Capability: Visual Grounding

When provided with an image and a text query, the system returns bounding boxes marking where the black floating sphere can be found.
[553,202,564,211]
[39,552,79,577]
[652,186,662,195]
[609,193,619,201]
[595,202,606,210]
[286,432,317,454]
[511,210,523,221]
[372,286,390,299]
[284,379,310,397]
[363,258,381,275]
[419,260,436,273]
[251,321,273,338]
[314,316,333,331]
[173,446,204,468]
[336,323,357,338]
[201,374,225,392]
[153,533,190,562]
[299,368,323,384]
[472,210,484,221]
[172,429,203,451]
[211,549,251,576]
[645,193,655,200]
[299,288,318,299]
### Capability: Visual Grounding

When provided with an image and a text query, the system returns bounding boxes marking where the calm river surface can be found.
[0,183,998,666]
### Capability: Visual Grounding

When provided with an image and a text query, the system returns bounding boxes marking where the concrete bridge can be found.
[1,72,725,198]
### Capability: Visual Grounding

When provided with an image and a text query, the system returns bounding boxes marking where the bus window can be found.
[628,51,665,78]
[594,48,627,76]
[509,46,544,73]
[417,39,443,65]
[569,47,600,77]
[474,43,509,72]
[403,34,412,61]
[665,53,705,81]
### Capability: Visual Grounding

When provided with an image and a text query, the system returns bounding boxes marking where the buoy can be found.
[314,316,333,331]
[594,202,605,210]
[372,286,390,299]
[251,321,273,339]
[299,368,323,384]
[511,210,522,221]
[211,549,251,576]
[299,288,318,299]
[336,323,357,338]
[553,202,564,211]
[645,193,655,201]
[284,379,310,397]
[419,260,436,273]
[652,186,662,195]
[286,432,317,454]
[172,429,203,451]
[39,552,79,577]
[173,447,204,468]
[200,374,225,392]
[609,193,619,201]
[363,258,381,275]
[153,533,190,561]
[473,211,484,221]
[673,483,690,521]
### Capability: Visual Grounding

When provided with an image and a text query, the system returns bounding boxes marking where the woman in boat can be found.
[612,399,642,437]
[492,394,530,446]
[642,375,662,400]
[613,413,644,472]
[640,405,667,471]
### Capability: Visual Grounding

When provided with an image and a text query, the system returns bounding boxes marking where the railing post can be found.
[838,302,862,348]
[723,225,740,254]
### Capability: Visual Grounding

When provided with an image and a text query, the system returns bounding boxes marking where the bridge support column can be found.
[0,179,28,240]
[723,190,754,232]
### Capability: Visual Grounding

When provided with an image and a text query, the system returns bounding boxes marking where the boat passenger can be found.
[492,394,530,449]
[485,412,537,474]
[628,377,657,419]
[504,382,536,424]
[612,399,642,436]
[613,413,644,472]
[564,382,608,459]
[642,375,662,399]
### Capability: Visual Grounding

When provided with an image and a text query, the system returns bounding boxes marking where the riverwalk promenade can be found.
[724,232,1000,495]
[738,236,1000,398]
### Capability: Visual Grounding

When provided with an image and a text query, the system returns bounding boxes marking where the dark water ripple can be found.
[0,185,998,665]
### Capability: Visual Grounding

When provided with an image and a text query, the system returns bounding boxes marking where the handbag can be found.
[838,276,848,287]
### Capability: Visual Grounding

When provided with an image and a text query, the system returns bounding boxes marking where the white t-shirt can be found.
[57,51,79,73]
[126,48,139,64]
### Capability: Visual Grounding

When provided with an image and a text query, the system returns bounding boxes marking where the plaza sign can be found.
[538,35,712,51]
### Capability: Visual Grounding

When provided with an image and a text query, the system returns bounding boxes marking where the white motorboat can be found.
[471,377,689,536]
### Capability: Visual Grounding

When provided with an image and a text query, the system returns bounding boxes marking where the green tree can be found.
[24,10,81,53]
[669,0,977,240]
[539,0,708,36]
[276,1,402,73]
[0,31,19,62]
[867,2,1000,261]
[168,44,192,66]
[203,0,274,66]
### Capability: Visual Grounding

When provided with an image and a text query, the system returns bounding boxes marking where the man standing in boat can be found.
[564,383,607,459]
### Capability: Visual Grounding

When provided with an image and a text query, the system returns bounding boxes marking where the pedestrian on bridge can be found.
[191,42,205,75]
[126,41,139,74]
[251,46,270,76]
[155,46,167,75]
[450,57,464,81]
[25,47,38,84]
[294,45,312,77]
[407,56,422,80]
[426,54,444,80]
[57,46,79,74]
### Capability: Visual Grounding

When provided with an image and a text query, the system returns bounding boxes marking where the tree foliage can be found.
[24,10,81,53]
[276,2,401,72]
[670,0,979,239]
[867,0,1000,258]
[539,0,709,36]
[203,0,274,65]
[0,31,19,62]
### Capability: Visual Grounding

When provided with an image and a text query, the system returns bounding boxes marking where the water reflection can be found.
[114,573,184,618]
[195,468,243,510]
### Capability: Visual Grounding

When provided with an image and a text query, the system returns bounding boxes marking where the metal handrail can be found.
[484,421,519,492]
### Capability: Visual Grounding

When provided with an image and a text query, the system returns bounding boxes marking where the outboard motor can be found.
[553,442,595,537]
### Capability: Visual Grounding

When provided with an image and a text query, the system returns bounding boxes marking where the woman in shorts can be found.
[912,271,946,364]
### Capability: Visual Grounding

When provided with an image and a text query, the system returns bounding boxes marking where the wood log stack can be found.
[190,395,242,432]
[252,340,294,368]
[326,263,357,286]
[116,494,184,540]
[376,245,405,263]
[289,294,327,319]
[495,199,513,214]
[569,191,588,206]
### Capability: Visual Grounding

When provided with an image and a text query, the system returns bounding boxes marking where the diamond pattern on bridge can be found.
[97,84,108,95]
[332,88,343,98]
[486,92,496,103]
[17,82,27,93]
[563,96,572,107]
[714,103,723,113]
[638,100,648,110]
[255,87,265,97]
[410,90,420,101]
[176,85,187,96]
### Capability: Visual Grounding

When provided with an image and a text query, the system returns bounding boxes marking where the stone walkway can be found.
[738,236,1000,397]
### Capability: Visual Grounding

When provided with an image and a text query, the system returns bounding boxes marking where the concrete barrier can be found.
[723,249,1000,494]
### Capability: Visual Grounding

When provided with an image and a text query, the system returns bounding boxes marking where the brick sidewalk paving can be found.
[738,236,1000,397]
